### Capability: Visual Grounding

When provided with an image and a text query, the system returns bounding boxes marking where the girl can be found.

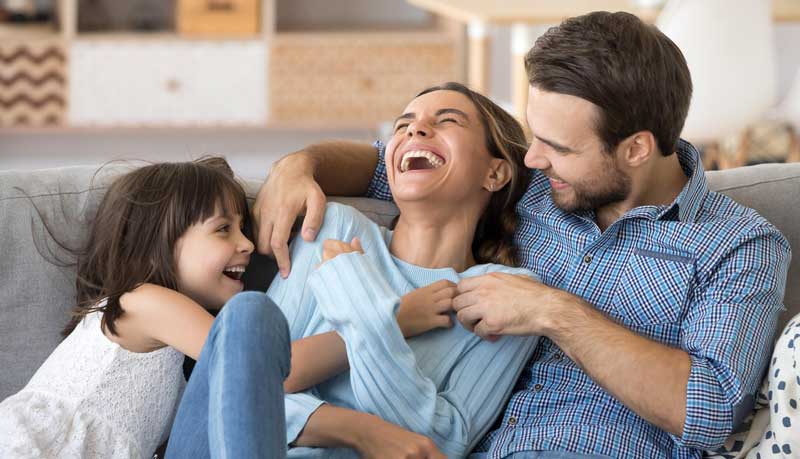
[0,157,290,458]
[167,82,542,458]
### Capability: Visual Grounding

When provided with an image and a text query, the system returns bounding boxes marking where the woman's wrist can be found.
[294,405,369,450]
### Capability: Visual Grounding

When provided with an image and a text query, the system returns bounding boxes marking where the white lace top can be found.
[0,311,186,458]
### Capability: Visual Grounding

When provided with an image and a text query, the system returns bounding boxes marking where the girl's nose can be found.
[239,233,255,254]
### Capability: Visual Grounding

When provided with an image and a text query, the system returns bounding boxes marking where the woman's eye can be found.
[439,118,457,125]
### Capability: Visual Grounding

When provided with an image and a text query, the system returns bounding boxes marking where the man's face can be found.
[524,86,630,213]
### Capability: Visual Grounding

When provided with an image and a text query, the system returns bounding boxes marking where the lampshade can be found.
[657,0,777,144]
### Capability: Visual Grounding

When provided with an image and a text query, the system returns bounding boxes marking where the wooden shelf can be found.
[72,31,264,42]
[0,23,62,41]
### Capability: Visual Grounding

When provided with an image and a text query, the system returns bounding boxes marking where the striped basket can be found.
[0,42,67,127]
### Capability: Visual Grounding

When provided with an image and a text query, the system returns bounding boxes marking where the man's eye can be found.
[394,123,408,133]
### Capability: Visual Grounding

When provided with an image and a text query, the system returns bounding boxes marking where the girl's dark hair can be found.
[416,82,530,266]
[63,156,249,336]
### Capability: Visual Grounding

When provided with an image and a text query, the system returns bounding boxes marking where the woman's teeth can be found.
[400,150,444,173]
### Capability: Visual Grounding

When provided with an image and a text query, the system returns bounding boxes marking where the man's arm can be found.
[252,141,378,276]
[454,225,790,448]
[453,273,689,435]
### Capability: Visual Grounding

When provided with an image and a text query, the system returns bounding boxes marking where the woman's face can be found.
[386,90,495,205]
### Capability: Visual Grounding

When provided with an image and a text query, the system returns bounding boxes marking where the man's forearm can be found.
[280,140,378,197]
[547,299,691,436]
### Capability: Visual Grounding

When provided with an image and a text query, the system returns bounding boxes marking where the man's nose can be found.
[524,141,549,170]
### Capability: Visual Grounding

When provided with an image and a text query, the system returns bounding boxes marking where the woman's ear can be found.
[484,158,512,192]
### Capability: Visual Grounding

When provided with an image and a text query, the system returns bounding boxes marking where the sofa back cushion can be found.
[0,162,797,402]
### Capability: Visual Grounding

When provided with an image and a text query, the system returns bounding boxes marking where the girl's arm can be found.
[115,283,214,360]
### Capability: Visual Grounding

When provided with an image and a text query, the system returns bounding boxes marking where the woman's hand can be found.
[320,237,364,264]
[396,280,457,338]
[355,416,446,459]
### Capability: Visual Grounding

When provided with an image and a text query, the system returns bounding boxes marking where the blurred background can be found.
[1,0,799,178]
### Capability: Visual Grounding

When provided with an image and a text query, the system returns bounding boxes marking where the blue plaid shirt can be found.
[365,139,791,459]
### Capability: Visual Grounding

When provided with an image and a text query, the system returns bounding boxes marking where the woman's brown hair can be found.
[62,156,249,336]
[416,82,530,266]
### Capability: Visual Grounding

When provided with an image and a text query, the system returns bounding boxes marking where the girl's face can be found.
[385,90,499,205]
[174,207,254,309]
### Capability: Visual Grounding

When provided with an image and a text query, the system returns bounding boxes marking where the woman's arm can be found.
[308,254,540,457]
[285,279,456,393]
[294,404,445,459]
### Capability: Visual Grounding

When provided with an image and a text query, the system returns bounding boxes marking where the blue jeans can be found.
[469,452,612,459]
[166,292,291,459]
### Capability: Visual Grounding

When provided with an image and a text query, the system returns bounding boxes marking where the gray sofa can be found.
[1,162,798,404]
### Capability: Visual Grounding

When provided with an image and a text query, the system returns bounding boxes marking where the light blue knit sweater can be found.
[267,203,539,458]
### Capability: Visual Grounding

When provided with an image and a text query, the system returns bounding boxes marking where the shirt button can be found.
[534,383,543,392]
[583,254,593,264]
[507,416,517,426]
[553,353,563,360]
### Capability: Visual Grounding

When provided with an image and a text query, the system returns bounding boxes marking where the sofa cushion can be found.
[0,162,797,403]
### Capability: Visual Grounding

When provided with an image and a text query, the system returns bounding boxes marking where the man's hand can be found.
[252,153,327,278]
[397,280,457,338]
[320,237,364,264]
[453,272,573,340]
[354,416,446,459]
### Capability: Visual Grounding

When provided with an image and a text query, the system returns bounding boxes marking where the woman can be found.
[167,82,538,459]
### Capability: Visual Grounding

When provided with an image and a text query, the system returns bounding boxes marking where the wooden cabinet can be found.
[0,0,464,130]
[69,40,267,126]
[270,32,458,124]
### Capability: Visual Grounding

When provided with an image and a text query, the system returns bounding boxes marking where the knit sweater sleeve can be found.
[307,253,539,457]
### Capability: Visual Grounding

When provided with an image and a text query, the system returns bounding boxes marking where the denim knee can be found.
[219,292,291,375]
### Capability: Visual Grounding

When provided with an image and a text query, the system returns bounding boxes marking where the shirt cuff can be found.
[365,140,393,201]
[674,354,735,449]
[285,392,326,445]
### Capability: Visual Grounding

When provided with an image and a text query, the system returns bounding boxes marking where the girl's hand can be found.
[397,280,457,338]
[320,237,364,264]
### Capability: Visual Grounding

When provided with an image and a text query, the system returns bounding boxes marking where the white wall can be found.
[3,23,800,176]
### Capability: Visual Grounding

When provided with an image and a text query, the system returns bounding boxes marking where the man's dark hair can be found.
[525,11,692,156]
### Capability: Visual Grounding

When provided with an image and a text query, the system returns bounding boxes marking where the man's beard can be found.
[551,162,631,213]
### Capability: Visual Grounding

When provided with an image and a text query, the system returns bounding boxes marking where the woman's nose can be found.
[406,121,431,138]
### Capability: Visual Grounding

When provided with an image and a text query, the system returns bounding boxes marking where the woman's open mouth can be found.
[399,150,446,173]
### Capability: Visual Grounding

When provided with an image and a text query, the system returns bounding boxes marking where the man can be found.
[254,11,791,459]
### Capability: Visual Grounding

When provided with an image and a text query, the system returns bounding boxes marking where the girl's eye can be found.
[217,224,230,233]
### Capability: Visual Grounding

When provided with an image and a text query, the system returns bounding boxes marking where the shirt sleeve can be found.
[285,392,326,445]
[364,140,393,201]
[676,224,791,449]
[307,252,540,457]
